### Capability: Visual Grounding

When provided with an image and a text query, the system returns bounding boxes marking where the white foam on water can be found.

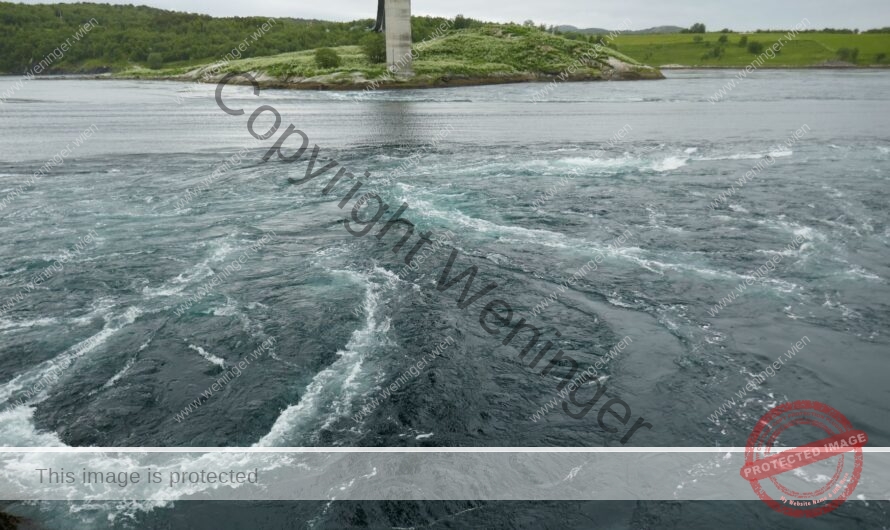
[255,269,393,447]
[0,307,142,409]
[557,155,637,170]
[754,247,803,258]
[0,405,66,446]
[822,295,859,320]
[401,192,573,249]
[695,148,793,162]
[0,267,27,284]
[650,156,688,172]
[210,297,239,316]
[767,149,792,159]
[188,345,226,369]
[755,219,824,243]
[621,249,803,293]
[384,191,797,301]
[697,153,763,161]
[761,278,801,294]
[69,297,117,326]
[141,263,215,298]
[548,146,581,152]
[370,266,402,287]
[0,317,59,332]
[141,239,235,299]
[844,265,882,282]
[791,225,820,242]
[101,356,138,390]
[457,155,639,177]
[607,296,637,309]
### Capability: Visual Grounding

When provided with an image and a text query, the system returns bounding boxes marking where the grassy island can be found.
[120,25,664,90]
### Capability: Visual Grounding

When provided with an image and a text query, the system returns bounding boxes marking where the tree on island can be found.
[681,23,707,34]
[453,14,472,29]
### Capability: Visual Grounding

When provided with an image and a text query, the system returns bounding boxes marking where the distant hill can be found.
[557,25,685,35]
[629,26,687,34]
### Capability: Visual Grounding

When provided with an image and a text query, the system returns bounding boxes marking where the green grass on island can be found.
[123,25,662,89]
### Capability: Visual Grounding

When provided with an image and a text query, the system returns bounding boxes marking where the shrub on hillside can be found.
[147,52,163,69]
[361,33,387,63]
[701,46,724,60]
[836,47,859,62]
[314,47,341,68]
[739,35,749,47]
[747,41,765,54]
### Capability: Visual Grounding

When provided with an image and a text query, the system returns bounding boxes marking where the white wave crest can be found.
[650,156,688,172]
[188,345,226,369]
[255,269,393,446]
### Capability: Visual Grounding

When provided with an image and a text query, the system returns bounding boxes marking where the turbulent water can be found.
[0,70,888,528]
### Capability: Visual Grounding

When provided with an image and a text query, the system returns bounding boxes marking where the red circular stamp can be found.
[740,400,867,517]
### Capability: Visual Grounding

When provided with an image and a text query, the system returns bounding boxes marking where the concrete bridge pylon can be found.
[383,0,413,76]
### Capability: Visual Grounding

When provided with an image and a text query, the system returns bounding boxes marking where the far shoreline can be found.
[9,70,666,91]
[5,65,889,93]
[7,64,889,80]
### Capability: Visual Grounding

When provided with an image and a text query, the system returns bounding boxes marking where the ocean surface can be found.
[0,70,888,528]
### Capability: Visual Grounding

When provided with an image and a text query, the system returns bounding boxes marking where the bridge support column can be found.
[384,0,413,76]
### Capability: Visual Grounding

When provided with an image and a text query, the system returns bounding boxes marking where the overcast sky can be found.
[15,0,890,31]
